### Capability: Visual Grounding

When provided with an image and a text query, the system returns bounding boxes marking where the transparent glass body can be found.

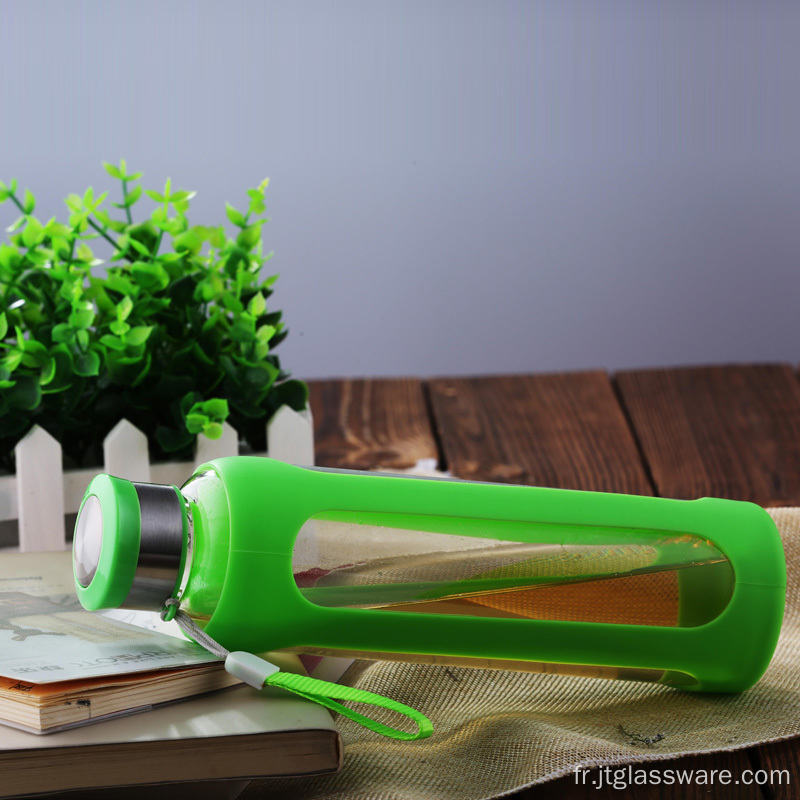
[179,471,232,623]
[291,512,735,683]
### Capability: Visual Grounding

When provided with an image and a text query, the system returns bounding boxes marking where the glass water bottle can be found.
[73,457,786,693]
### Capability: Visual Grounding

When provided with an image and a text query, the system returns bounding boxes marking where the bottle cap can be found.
[73,474,187,611]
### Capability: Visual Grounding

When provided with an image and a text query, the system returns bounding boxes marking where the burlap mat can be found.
[245,507,800,800]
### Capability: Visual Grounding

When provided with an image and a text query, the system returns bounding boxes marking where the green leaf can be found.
[158,216,183,235]
[76,329,89,350]
[6,375,41,410]
[145,189,165,203]
[128,237,151,257]
[126,221,158,253]
[45,221,72,237]
[53,236,71,256]
[103,161,122,179]
[226,203,246,227]
[199,397,228,419]
[76,243,95,262]
[236,223,262,250]
[243,365,273,389]
[209,226,226,249]
[157,425,195,453]
[274,379,310,411]
[248,198,266,216]
[0,244,20,271]
[123,184,142,207]
[117,295,134,321]
[104,274,135,295]
[68,212,88,231]
[170,190,196,203]
[173,229,203,255]
[229,315,256,343]
[22,217,44,248]
[2,348,23,371]
[203,422,223,439]
[74,349,100,376]
[221,293,244,314]
[131,261,170,291]
[100,334,127,351]
[68,308,95,329]
[20,339,49,368]
[248,293,267,317]
[0,313,6,340]
[130,351,152,386]
[40,345,73,393]
[23,189,35,214]
[256,323,276,343]
[180,390,203,417]
[5,215,25,233]
[125,325,153,346]
[197,279,216,302]
[65,193,82,212]
[202,310,221,333]
[185,412,208,434]
[51,323,75,343]
[38,353,56,385]
[110,319,131,336]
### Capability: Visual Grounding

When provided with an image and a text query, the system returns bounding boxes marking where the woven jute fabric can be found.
[247,508,800,800]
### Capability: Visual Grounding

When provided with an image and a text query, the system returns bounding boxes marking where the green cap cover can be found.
[73,474,141,611]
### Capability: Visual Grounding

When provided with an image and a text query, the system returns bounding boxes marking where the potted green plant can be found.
[0,161,307,474]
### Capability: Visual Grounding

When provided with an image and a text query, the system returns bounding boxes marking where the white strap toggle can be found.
[225,651,280,689]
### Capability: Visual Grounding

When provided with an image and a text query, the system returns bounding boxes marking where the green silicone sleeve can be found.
[187,458,785,693]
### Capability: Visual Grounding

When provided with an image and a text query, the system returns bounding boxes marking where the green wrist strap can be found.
[161,599,433,742]
[264,671,434,741]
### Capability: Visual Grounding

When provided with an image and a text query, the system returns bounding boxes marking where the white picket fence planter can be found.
[0,405,314,553]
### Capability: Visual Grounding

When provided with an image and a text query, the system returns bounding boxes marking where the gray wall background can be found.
[1,0,798,380]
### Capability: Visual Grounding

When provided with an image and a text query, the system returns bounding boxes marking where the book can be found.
[0,664,240,734]
[0,552,341,796]
[0,678,341,798]
[0,553,238,734]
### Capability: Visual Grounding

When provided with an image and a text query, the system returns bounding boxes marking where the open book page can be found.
[0,552,218,683]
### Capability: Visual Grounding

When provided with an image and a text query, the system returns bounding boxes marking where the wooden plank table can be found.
[308,367,799,800]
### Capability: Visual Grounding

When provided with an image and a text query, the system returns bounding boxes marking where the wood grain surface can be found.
[308,378,438,470]
[615,365,800,505]
[753,739,799,800]
[427,371,652,494]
